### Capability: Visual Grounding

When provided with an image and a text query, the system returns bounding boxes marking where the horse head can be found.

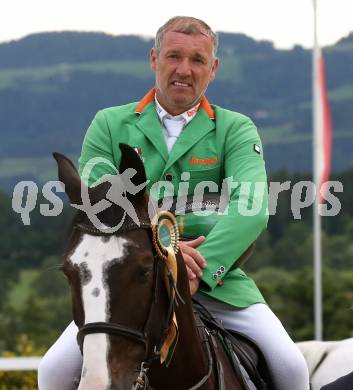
[54,144,181,389]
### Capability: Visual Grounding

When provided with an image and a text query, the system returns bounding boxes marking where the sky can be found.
[1,0,352,49]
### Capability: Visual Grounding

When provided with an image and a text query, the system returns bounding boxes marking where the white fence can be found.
[0,357,41,371]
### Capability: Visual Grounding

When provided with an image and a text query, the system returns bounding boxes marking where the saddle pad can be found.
[192,298,271,390]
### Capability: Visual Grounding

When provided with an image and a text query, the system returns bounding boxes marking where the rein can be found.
[74,214,213,390]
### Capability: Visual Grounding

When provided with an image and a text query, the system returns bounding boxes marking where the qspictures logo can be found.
[10,157,343,230]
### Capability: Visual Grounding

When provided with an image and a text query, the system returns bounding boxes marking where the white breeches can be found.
[38,296,309,390]
[38,321,82,390]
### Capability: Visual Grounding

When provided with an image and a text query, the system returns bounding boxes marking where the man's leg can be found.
[38,321,82,390]
[195,293,310,390]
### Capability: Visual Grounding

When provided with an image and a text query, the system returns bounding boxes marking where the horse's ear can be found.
[53,152,83,204]
[119,143,147,193]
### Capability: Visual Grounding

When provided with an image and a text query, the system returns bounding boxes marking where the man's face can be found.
[150,30,218,115]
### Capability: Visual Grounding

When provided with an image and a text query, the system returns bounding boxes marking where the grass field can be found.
[329,84,353,101]
[214,57,242,82]
[0,61,151,90]
[260,127,353,145]
[0,154,78,182]
[9,269,39,309]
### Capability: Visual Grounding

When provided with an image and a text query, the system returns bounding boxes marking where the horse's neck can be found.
[165,254,212,385]
[174,292,208,364]
[150,252,212,388]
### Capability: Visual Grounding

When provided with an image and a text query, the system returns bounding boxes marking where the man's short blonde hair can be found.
[154,16,218,59]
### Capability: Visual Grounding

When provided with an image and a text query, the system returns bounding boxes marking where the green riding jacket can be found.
[79,88,269,308]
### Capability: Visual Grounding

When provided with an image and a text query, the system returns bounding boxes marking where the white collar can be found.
[154,96,200,126]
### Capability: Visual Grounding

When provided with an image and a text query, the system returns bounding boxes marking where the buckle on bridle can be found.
[133,361,150,390]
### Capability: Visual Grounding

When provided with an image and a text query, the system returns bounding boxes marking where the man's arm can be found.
[197,117,268,291]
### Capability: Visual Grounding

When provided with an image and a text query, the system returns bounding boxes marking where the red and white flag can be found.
[313,46,332,202]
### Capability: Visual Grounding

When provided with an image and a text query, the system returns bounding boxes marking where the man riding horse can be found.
[38,16,309,389]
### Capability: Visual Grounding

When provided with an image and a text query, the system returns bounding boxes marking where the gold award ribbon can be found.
[160,245,179,365]
[151,213,179,365]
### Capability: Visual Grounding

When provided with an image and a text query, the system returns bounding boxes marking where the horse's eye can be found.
[136,267,153,284]
[61,270,71,284]
[60,265,68,278]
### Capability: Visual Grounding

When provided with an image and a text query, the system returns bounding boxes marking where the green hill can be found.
[1,31,353,191]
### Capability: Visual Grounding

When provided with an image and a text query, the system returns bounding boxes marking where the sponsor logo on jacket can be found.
[190,156,219,165]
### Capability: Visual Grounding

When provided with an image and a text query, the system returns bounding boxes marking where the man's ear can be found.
[53,152,83,204]
[209,57,219,82]
[150,47,157,73]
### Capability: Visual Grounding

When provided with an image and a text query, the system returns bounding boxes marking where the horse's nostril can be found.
[92,287,100,297]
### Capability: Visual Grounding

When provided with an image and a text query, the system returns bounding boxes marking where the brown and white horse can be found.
[54,144,244,390]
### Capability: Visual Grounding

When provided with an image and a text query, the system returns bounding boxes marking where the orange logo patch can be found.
[190,157,219,165]
[186,103,201,117]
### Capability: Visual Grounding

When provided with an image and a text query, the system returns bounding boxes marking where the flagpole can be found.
[312,0,323,341]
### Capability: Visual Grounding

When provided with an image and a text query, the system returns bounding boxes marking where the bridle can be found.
[74,214,179,390]
[73,211,213,390]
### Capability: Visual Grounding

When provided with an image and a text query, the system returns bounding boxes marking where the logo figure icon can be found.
[75,157,149,233]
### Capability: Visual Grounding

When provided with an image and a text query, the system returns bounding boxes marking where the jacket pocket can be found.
[186,165,222,194]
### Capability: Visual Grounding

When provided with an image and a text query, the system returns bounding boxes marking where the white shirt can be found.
[155,96,200,153]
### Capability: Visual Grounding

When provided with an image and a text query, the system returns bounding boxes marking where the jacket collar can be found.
[135,87,215,120]
[135,87,216,169]
[135,102,169,162]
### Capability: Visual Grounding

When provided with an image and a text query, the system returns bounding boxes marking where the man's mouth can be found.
[172,81,191,88]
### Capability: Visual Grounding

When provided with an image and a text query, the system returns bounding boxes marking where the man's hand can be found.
[179,236,207,295]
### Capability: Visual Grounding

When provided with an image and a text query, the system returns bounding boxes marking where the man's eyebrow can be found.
[165,49,181,54]
[193,53,206,59]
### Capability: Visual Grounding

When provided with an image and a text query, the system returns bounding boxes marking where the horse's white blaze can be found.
[69,234,128,389]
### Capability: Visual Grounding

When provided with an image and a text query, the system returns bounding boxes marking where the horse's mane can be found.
[62,210,86,257]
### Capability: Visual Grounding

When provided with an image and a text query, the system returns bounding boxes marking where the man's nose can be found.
[175,58,192,77]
